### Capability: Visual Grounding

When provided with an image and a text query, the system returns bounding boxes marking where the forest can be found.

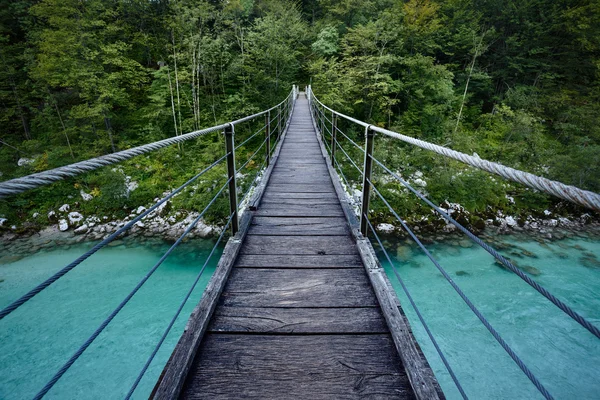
[1,0,599,232]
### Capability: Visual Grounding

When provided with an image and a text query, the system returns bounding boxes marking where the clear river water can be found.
[0,231,598,399]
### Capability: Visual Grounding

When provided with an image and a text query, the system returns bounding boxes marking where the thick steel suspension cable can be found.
[367,179,554,400]
[0,154,229,321]
[0,89,294,198]
[370,155,600,339]
[309,90,600,211]
[124,212,235,399]
[364,216,468,400]
[33,177,232,400]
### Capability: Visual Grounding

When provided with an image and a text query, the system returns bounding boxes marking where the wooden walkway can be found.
[154,94,441,399]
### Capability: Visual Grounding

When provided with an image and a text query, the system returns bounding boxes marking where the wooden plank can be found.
[220,268,378,307]
[181,335,414,400]
[269,176,333,185]
[187,334,406,375]
[261,192,338,200]
[266,183,334,193]
[240,235,357,255]
[249,216,349,235]
[260,198,341,206]
[235,254,363,268]
[181,373,412,399]
[208,307,388,333]
[254,204,345,217]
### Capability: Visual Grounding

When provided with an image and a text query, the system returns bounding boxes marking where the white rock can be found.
[377,223,395,233]
[0,218,7,226]
[17,157,34,166]
[413,178,427,187]
[80,190,93,201]
[59,204,70,212]
[103,216,108,220]
[68,212,84,224]
[48,210,56,219]
[136,206,147,214]
[505,216,517,227]
[74,225,89,234]
[543,210,552,216]
[135,221,145,228]
[59,219,69,231]
[32,212,40,218]
[11,225,16,230]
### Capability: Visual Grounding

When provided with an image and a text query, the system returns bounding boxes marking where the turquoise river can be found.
[0,232,598,399]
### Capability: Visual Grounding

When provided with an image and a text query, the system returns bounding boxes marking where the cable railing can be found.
[0,85,298,398]
[307,85,600,400]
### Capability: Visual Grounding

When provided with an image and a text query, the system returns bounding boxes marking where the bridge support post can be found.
[277,105,282,140]
[224,123,239,235]
[360,126,374,236]
[265,111,271,167]
[330,113,337,165]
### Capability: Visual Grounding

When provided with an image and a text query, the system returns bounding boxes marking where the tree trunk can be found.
[104,116,116,153]
[53,98,75,158]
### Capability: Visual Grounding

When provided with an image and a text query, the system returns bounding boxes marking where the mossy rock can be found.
[581,256,600,269]
[521,265,542,276]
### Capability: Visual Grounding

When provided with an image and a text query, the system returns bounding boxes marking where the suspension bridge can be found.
[0,86,599,399]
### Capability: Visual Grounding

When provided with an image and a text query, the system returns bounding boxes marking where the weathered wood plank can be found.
[220,268,378,307]
[235,253,363,268]
[269,176,333,185]
[249,216,349,235]
[240,235,357,255]
[208,307,388,333]
[261,192,338,200]
[182,373,412,399]
[182,335,414,400]
[266,183,334,193]
[186,334,407,375]
[254,204,345,217]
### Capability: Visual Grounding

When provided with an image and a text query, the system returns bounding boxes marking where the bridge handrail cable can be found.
[308,85,600,400]
[22,86,298,399]
[309,88,600,212]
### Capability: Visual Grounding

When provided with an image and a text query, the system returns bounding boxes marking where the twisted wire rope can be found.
[124,211,235,399]
[367,178,554,400]
[0,154,229,321]
[33,177,232,399]
[310,91,600,211]
[0,90,293,198]
[364,216,468,400]
[370,155,600,339]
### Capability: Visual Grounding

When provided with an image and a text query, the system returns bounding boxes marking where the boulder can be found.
[58,219,69,231]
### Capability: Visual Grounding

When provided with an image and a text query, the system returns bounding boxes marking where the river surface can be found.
[377,232,600,400]
[0,232,598,399]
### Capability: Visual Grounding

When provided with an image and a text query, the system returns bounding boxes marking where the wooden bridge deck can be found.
[154,95,441,399]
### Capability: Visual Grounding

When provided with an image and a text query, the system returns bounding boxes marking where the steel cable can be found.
[368,179,554,400]
[0,154,229,321]
[364,216,468,400]
[309,90,600,211]
[33,177,232,400]
[124,212,235,400]
[370,156,600,339]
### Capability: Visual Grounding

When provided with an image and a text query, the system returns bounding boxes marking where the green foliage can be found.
[0,0,598,231]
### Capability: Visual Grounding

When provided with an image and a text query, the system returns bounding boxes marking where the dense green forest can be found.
[1,0,599,232]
